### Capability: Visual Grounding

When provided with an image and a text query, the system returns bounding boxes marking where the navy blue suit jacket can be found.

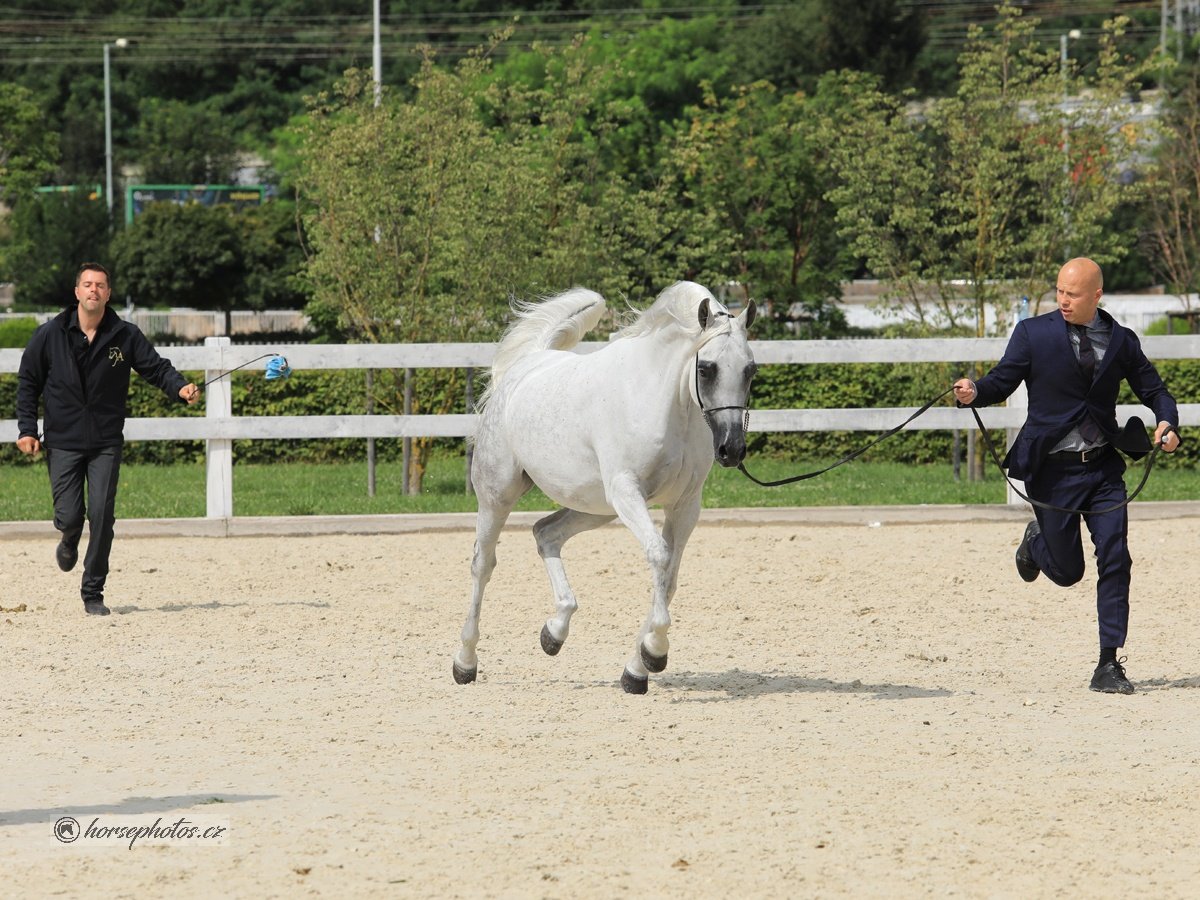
[969,308,1178,481]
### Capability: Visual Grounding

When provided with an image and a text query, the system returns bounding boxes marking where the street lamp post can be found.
[1060,29,1081,259]
[103,38,128,218]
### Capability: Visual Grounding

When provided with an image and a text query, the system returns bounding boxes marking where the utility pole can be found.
[367,0,381,496]
[103,38,128,218]
[1178,0,1185,60]
[373,0,382,107]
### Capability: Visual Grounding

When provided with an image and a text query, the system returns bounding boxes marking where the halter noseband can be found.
[694,316,750,431]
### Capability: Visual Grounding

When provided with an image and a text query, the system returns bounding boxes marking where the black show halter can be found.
[693,332,751,432]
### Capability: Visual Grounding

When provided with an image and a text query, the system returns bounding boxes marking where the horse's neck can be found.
[624,332,706,418]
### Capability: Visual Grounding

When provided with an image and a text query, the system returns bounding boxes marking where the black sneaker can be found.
[1015,520,1040,583]
[56,540,78,572]
[1090,657,1134,694]
[83,601,110,616]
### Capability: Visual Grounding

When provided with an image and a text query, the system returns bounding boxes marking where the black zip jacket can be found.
[16,306,188,450]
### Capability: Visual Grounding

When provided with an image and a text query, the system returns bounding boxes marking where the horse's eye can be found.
[698,361,717,379]
[745,363,759,379]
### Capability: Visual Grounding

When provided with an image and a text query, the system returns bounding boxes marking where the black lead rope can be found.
[737,387,1178,517]
[969,407,1176,516]
[736,387,956,487]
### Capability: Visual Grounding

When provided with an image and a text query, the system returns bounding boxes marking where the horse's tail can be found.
[480,287,606,408]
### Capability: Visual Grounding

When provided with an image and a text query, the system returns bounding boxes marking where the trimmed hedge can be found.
[0,317,39,349]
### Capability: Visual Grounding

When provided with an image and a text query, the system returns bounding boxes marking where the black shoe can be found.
[56,540,78,573]
[83,601,110,616]
[1015,520,1040,583]
[1090,658,1134,694]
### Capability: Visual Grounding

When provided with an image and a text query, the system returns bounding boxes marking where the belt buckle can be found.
[1080,446,1098,462]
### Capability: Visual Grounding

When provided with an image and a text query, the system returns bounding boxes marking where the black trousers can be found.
[47,445,123,604]
[1025,450,1132,649]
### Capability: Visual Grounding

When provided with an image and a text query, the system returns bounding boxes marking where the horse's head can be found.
[696,297,758,467]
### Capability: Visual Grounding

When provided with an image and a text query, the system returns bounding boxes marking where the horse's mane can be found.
[615,281,730,345]
[479,287,606,410]
[478,282,730,414]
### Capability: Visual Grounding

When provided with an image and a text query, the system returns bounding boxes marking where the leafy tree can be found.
[1,192,111,309]
[1143,68,1200,310]
[820,2,1156,337]
[0,83,59,206]
[654,80,852,335]
[110,198,306,313]
[238,201,308,311]
[294,35,658,487]
[110,203,245,310]
[563,15,738,185]
[135,98,241,184]
[730,0,926,96]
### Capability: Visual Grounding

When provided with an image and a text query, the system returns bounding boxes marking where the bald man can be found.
[953,258,1180,694]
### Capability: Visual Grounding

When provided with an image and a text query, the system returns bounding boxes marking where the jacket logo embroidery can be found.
[108,347,125,367]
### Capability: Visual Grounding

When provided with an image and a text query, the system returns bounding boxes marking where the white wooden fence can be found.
[3,335,1199,517]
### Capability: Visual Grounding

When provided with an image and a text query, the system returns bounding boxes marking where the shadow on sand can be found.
[0,793,278,828]
[655,668,953,701]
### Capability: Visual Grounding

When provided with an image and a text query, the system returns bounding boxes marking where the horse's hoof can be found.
[540,623,563,656]
[452,661,477,684]
[620,669,648,695]
[640,643,668,673]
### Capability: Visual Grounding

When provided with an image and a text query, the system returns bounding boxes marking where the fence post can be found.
[402,367,413,495]
[205,336,234,519]
[465,366,474,495]
[366,368,376,498]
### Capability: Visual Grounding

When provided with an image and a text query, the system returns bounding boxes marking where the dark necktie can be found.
[1072,324,1101,442]
[1073,324,1095,381]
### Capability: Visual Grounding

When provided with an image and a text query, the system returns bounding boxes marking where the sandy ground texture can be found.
[2,508,1199,898]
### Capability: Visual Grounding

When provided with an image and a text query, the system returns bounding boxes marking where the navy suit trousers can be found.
[1025,450,1131,649]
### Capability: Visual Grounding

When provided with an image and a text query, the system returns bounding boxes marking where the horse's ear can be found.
[741,300,757,329]
[698,299,711,331]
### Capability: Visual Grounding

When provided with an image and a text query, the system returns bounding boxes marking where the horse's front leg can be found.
[533,508,616,656]
[607,473,674,695]
[639,493,702,673]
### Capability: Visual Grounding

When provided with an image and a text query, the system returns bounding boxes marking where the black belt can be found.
[1046,444,1112,464]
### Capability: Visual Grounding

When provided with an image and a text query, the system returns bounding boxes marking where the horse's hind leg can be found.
[453,460,531,685]
[534,508,616,656]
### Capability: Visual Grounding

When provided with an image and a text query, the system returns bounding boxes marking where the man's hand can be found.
[15,435,40,455]
[952,378,977,405]
[180,383,202,406]
[1156,422,1180,453]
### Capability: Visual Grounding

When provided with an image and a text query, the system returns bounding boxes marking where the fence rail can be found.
[4,335,1199,517]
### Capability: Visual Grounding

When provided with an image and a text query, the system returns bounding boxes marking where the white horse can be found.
[453,281,757,694]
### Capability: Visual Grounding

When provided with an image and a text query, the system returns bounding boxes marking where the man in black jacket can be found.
[15,262,201,616]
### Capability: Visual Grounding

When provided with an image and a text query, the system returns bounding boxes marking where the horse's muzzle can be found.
[711,422,747,468]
